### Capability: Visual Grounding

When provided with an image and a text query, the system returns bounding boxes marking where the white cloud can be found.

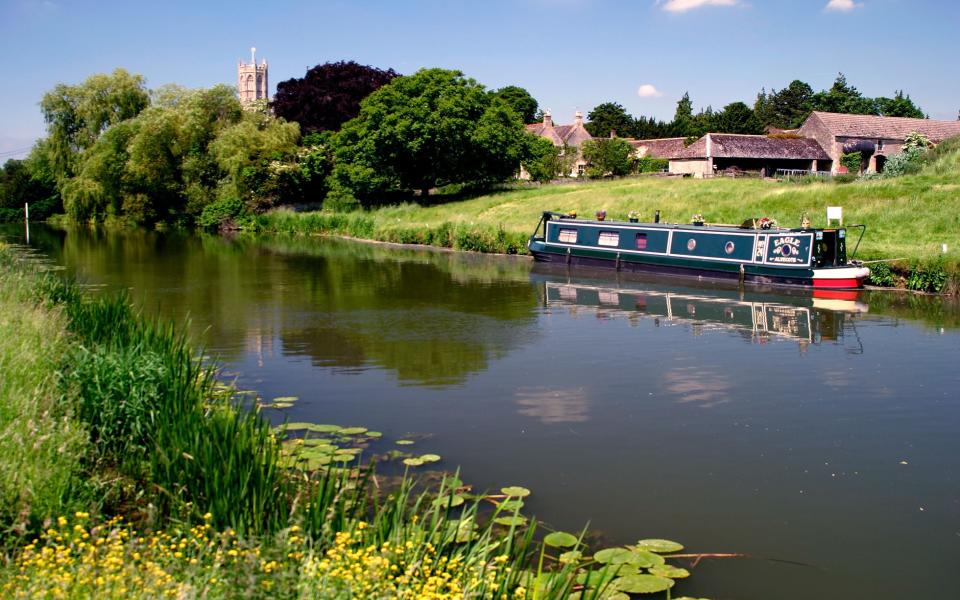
[658,0,740,13]
[637,84,664,98]
[825,0,862,11]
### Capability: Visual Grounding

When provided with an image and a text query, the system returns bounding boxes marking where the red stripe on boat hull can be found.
[813,278,864,289]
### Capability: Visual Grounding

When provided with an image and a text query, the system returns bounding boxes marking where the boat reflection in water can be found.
[536,271,868,348]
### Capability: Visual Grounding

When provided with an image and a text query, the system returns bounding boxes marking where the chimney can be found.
[543,110,553,127]
[574,111,583,126]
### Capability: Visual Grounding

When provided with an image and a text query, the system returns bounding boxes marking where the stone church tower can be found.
[238,47,268,105]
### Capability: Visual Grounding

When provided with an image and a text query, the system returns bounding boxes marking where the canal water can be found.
[7,224,959,599]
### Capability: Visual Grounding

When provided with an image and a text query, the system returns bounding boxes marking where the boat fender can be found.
[566,247,571,265]
[615,252,621,271]
[739,264,745,285]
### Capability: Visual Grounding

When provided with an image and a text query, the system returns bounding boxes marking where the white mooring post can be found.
[24,202,30,244]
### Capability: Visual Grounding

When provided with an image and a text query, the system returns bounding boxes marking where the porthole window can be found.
[687,238,697,251]
[558,228,578,243]
[725,241,735,255]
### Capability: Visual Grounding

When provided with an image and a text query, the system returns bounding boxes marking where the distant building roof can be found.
[524,111,593,147]
[676,133,830,161]
[807,111,960,142]
[630,137,688,159]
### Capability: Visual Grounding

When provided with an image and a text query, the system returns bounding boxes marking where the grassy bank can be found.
[256,146,960,293]
[0,244,706,598]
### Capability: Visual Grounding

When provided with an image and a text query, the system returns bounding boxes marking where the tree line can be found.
[0,64,931,227]
[584,73,925,141]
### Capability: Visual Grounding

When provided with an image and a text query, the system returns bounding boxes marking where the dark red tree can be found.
[271,61,399,134]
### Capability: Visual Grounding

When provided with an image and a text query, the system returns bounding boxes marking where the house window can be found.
[877,139,884,152]
[558,228,578,243]
[635,233,648,250]
[598,231,620,247]
[577,164,585,176]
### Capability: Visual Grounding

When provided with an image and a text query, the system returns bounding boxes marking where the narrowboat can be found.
[527,212,870,289]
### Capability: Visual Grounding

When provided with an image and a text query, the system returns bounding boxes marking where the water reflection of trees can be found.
[30,226,540,387]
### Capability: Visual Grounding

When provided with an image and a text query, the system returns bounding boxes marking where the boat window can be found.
[598,231,620,247]
[687,239,697,251]
[724,241,735,254]
[635,233,648,250]
[558,228,578,243]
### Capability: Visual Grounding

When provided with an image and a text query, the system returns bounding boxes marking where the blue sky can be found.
[2,0,958,158]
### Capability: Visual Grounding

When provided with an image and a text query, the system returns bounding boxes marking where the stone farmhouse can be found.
[522,111,593,177]
[798,111,960,173]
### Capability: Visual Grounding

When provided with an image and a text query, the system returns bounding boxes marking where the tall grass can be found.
[0,249,88,539]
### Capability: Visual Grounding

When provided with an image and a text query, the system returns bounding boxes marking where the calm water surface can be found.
[7,224,960,599]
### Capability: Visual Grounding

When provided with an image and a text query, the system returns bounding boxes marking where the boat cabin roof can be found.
[542,212,838,233]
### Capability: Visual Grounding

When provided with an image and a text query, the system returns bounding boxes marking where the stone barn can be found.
[798,111,960,174]
[668,133,831,178]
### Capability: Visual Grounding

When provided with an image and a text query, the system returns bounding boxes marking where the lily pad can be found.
[496,499,524,511]
[403,457,425,467]
[575,569,620,588]
[593,547,631,565]
[635,538,684,553]
[613,574,675,594]
[493,515,527,527]
[365,431,383,438]
[269,402,294,409]
[395,440,415,445]
[280,422,317,431]
[419,453,441,463]
[500,486,531,498]
[339,427,368,435]
[622,549,665,568]
[648,565,690,579]
[558,550,582,564]
[273,396,299,403]
[332,453,356,463]
[544,531,578,548]
[311,424,343,433]
[432,495,465,508]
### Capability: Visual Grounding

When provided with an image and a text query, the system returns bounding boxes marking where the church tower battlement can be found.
[238,47,268,105]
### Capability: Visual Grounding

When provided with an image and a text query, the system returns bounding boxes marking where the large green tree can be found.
[875,91,925,118]
[580,137,634,178]
[492,86,539,124]
[329,68,529,202]
[811,73,877,115]
[585,102,636,138]
[0,158,58,222]
[39,68,149,186]
[713,102,763,134]
[754,80,814,129]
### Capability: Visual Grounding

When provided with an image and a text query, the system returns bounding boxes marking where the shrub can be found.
[840,151,863,173]
[197,196,245,230]
[881,148,923,178]
[636,156,669,174]
[907,258,948,293]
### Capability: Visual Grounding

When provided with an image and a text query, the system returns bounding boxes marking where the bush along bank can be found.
[256,209,530,255]
[0,244,711,599]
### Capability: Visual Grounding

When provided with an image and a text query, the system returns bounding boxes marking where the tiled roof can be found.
[810,111,960,142]
[630,137,688,159]
[676,134,830,160]
[525,115,593,148]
